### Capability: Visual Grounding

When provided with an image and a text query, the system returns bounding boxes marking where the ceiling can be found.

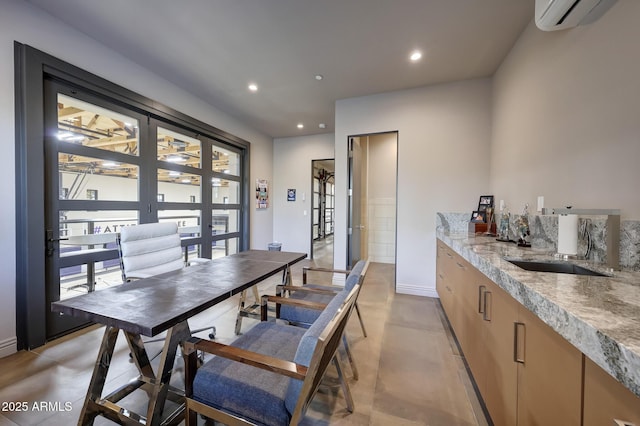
[27,0,534,139]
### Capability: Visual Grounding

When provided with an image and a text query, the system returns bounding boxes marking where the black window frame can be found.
[15,43,251,349]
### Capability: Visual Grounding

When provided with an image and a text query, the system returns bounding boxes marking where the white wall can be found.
[0,0,273,356]
[492,1,640,220]
[273,133,334,255]
[335,79,492,296]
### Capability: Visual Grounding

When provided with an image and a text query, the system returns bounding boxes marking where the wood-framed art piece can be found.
[471,211,486,223]
[478,195,494,212]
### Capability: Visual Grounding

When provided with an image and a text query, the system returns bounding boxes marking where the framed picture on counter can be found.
[478,195,494,212]
[471,211,486,223]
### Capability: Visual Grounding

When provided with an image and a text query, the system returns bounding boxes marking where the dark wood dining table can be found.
[232,250,307,334]
[51,250,306,426]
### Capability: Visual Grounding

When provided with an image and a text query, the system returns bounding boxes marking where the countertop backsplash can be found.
[437,212,640,271]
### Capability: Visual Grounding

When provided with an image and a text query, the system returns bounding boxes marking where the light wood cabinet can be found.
[436,239,583,426]
[457,264,488,389]
[515,305,582,426]
[583,356,640,426]
[436,242,465,341]
[459,273,526,426]
[481,278,519,426]
[436,241,453,314]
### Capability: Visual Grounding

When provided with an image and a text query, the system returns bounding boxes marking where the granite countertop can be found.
[436,230,640,398]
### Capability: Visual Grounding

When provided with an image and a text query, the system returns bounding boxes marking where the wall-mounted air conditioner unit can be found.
[535,0,618,31]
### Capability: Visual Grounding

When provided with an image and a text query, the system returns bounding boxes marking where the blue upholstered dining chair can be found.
[183,283,359,425]
[277,260,369,336]
[264,260,369,382]
[117,222,215,339]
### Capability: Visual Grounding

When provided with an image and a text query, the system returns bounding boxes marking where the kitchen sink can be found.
[505,259,607,277]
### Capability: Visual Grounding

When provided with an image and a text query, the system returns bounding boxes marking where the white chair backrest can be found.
[118,222,184,281]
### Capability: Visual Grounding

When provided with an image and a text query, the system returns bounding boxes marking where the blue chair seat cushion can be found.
[280,259,365,326]
[192,322,305,426]
[279,291,334,326]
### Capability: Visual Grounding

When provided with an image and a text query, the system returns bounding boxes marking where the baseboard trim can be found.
[0,336,17,358]
[395,283,438,298]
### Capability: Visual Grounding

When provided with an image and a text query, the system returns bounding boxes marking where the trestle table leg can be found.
[78,325,119,425]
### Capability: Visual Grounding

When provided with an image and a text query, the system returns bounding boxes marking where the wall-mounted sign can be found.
[287,189,296,202]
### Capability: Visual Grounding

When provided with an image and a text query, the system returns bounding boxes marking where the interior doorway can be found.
[348,132,398,268]
[311,159,335,268]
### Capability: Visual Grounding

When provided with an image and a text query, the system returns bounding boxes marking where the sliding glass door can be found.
[42,79,246,340]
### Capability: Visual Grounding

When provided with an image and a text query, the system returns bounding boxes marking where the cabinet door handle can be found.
[478,285,486,314]
[483,291,492,322]
[456,261,465,270]
[514,322,525,364]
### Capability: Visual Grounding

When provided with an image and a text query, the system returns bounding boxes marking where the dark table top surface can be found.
[233,250,307,264]
[51,251,306,336]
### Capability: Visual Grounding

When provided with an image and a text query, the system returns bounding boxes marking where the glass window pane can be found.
[59,153,138,201]
[185,243,205,262]
[60,211,138,239]
[59,211,137,299]
[212,147,240,176]
[212,179,239,204]
[212,237,239,259]
[57,94,139,156]
[157,127,201,168]
[59,263,122,300]
[212,210,239,235]
[158,210,203,237]
[158,169,201,203]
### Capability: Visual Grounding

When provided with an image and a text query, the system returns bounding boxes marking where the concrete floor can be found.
[0,250,489,425]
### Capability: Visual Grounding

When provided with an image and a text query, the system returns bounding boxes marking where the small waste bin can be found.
[267,242,282,251]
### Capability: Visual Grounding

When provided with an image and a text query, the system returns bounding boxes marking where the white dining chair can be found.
[117,222,216,340]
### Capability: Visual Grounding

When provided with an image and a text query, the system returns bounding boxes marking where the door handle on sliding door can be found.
[46,229,68,256]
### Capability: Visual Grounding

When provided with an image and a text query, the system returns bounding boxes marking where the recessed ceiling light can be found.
[297,123,304,129]
[315,74,323,81]
[319,123,326,129]
[248,83,258,92]
[410,50,422,61]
